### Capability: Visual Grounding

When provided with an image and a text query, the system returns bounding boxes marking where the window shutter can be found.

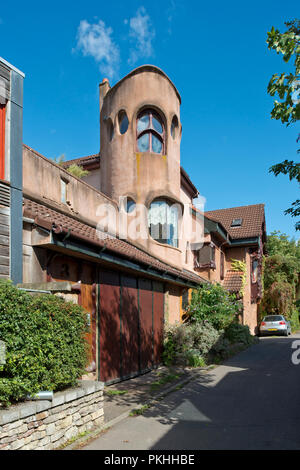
[199,244,211,265]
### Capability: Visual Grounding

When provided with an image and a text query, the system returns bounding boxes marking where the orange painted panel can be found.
[0,104,5,180]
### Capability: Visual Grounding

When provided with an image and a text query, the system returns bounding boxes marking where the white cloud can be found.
[128,7,155,65]
[166,0,176,35]
[74,19,120,80]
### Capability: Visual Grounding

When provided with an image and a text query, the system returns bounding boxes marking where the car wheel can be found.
[284,329,288,337]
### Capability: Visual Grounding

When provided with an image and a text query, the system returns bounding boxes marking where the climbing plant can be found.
[231,259,247,297]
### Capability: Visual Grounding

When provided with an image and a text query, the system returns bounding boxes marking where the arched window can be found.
[118,110,129,135]
[171,115,179,140]
[148,199,178,247]
[137,109,164,154]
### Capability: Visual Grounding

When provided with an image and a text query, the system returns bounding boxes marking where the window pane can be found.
[171,115,178,139]
[119,112,129,134]
[148,200,178,247]
[152,115,163,134]
[61,179,67,204]
[126,199,136,214]
[168,204,178,247]
[171,122,175,139]
[152,134,162,153]
[108,118,114,141]
[137,113,150,133]
[138,133,150,152]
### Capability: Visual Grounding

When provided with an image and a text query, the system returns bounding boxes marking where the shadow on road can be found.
[134,336,300,450]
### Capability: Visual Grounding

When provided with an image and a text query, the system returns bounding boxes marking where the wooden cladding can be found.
[0,62,10,101]
[0,182,10,207]
[0,104,5,180]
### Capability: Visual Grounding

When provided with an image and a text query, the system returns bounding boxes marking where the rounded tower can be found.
[99,65,183,266]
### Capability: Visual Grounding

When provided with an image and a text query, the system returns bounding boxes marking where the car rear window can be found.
[263,315,283,322]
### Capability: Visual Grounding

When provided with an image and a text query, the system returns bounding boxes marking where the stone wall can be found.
[0,380,104,450]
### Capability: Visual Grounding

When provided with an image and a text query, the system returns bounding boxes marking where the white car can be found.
[259,315,292,337]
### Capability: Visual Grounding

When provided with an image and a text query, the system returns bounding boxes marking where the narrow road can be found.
[84,334,300,450]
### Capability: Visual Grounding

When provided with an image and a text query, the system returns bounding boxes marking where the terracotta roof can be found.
[223,270,243,293]
[61,154,100,169]
[180,167,199,199]
[205,204,265,240]
[23,198,203,286]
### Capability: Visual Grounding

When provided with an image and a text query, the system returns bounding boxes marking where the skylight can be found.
[231,218,243,227]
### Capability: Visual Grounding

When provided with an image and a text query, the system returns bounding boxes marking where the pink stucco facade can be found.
[21,64,266,337]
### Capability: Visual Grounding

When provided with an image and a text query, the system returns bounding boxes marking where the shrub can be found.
[187,283,240,330]
[224,323,255,346]
[162,321,221,366]
[289,308,300,332]
[185,350,206,368]
[162,320,256,367]
[0,280,89,407]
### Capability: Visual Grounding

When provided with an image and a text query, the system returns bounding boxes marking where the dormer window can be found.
[137,109,164,154]
[231,218,243,227]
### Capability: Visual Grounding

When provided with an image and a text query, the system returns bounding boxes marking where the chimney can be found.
[99,78,110,114]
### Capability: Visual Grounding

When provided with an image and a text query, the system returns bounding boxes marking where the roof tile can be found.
[223,270,243,293]
[23,198,203,285]
[205,204,265,240]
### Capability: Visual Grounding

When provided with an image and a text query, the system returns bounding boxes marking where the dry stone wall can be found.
[0,380,104,450]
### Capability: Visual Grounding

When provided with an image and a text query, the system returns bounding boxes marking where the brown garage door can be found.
[99,270,121,383]
[121,275,139,379]
[98,271,164,383]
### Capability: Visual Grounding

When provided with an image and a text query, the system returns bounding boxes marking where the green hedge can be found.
[0,280,89,407]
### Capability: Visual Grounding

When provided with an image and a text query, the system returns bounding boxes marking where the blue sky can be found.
[1,0,299,239]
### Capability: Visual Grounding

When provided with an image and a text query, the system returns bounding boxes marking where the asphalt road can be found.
[83,333,300,450]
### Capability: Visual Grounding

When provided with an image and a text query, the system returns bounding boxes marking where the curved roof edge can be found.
[107,65,181,104]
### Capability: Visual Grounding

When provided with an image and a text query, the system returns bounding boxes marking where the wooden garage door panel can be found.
[139,279,153,371]
[153,281,164,365]
[121,275,139,377]
[99,271,121,382]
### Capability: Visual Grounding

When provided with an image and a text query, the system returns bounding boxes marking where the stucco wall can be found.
[23,145,119,238]
[99,67,183,268]
[242,248,258,334]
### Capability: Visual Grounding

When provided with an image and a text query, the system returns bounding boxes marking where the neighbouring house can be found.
[1,63,266,384]
[203,204,266,333]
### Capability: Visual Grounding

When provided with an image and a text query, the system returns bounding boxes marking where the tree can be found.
[53,154,89,179]
[267,20,300,230]
[65,163,89,179]
[261,231,300,330]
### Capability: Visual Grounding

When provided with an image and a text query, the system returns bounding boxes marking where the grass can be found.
[129,404,151,416]
[150,373,181,391]
[105,389,128,396]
